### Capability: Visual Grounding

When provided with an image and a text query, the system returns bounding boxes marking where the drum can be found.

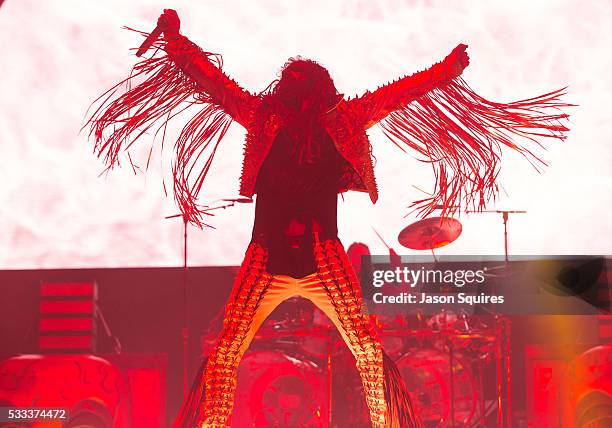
[396,348,479,427]
[426,310,459,331]
[232,350,328,428]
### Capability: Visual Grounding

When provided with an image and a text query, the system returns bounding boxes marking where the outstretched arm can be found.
[86,9,258,227]
[349,44,469,129]
[347,43,570,218]
[158,9,256,127]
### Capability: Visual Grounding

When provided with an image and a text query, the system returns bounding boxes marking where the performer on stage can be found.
[87,9,569,427]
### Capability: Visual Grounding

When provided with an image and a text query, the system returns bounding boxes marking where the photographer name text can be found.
[372,292,504,305]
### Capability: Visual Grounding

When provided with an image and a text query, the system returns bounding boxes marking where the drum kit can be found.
[228,214,516,428]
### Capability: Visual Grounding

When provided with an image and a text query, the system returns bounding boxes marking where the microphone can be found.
[136,24,163,57]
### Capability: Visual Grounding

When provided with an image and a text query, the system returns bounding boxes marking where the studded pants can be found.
[185,237,387,427]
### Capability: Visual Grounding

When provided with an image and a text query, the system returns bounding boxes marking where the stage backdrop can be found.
[0,0,610,269]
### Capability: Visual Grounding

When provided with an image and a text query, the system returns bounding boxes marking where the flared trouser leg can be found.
[198,242,278,427]
[197,242,318,426]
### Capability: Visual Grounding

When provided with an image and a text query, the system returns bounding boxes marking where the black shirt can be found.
[251,127,352,277]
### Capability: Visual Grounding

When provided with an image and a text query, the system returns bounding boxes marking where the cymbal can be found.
[398,217,462,250]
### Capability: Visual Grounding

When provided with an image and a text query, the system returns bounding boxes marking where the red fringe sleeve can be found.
[85,30,256,227]
[377,76,571,217]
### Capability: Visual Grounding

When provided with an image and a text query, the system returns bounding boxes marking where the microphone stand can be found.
[164,213,191,398]
[165,198,251,398]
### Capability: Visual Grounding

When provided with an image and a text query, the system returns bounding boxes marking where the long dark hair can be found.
[273,57,339,113]
[267,58,341,164]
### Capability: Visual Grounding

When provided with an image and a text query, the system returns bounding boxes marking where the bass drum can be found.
[396,349,479,428]
[232,350,329,428]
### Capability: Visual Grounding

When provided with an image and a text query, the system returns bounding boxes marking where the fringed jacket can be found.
[87,32,569,227]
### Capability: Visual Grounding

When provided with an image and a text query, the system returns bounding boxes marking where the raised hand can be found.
[136,9,181,56]
[157,8,181,39]
[445,43,470,78]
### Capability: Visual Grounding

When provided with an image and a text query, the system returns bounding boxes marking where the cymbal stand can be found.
[466,209,523,426]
